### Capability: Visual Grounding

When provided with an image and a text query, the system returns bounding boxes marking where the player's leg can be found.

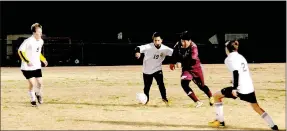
[34,69,43,104]
[191,69,214,106]
[181,71,202,107]
[208,87,236,128]
[181,80,200,103]
[239,92,278,130]
[251,103,278,130]
[153,70,169,105]
[22,70,38,106]
[143,73,153,104]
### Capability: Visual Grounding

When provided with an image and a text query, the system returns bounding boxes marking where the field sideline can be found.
[1,63,285,130]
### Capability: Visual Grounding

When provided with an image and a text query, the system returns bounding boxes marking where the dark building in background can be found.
[1,1,286,66]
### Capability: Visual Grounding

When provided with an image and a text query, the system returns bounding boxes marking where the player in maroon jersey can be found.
[170,31,214,108]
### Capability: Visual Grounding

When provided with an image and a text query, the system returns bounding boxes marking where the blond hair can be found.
[31,23,42,32]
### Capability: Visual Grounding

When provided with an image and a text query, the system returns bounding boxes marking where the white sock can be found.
[261,112,275,127]
[215,102,224,122]
[28,90,36,102]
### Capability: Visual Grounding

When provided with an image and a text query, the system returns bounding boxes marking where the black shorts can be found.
[21,69,42,79]
[221,86,258,103]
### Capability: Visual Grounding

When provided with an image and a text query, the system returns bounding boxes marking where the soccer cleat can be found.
[31,101,37,107]
[35,93,43,104]
[162,99,170,106]
[271,125,278,130]
[195,101,203,108]
[209,96,215,106]
[208,120,225,128]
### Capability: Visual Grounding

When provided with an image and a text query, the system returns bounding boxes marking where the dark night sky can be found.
[1,1,286,44]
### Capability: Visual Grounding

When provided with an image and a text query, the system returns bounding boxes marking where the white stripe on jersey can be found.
[18,36,44,71]
[224,52,254,94]
[138,43,173,74]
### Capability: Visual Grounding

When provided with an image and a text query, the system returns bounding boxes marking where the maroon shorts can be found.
[181,68,205,86]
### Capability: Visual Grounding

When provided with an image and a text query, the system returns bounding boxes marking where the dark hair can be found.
[226,40,239,52]
[152,32,162,39]
[180,31,192,40]
[31,23,42,32]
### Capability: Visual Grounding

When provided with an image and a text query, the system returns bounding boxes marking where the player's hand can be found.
[43,61,48,67]
[169,64,175,70]
[232,89,238,97]
[27,62,33,67]
[135,53,141,59]
[176,63,181,68]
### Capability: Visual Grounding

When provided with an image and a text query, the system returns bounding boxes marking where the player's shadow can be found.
[73,119,206,128]
[44,101,160,108]
[72,119,275,130]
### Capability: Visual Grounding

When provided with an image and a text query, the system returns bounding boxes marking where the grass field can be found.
[1,63,285,130]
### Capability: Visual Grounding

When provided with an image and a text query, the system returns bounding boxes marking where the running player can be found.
[18,23,48,107]
[208,40,279,130]
[135,32,173,105]
[170,31,214,108]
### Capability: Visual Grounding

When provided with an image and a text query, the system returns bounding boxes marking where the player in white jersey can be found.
[208,40,278,130]
[135,32,173,105]
[18,23,48,107]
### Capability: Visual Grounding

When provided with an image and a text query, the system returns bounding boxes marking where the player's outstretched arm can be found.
[134,47,141,59]
[162,46,174,65]
[134,44,150,59]
[169,43,180,70]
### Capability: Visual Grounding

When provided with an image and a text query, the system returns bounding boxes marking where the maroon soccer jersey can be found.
[176,43,201,71]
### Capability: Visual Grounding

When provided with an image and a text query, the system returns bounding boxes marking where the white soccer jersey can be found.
[138,43,173,74]
[18,36,44,71]
[224,52,254,94]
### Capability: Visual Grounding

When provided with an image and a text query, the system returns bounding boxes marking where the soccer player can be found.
[170,31,214,108]
[18,23,48,107]
[135,32,173,105]
[208,40,279,130]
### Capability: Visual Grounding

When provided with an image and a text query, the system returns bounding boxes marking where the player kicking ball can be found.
[208,40,279,130]
[170,31,214,108]
[18,23,48,107]
[135,32,173,106]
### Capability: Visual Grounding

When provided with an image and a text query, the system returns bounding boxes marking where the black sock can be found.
[200,85,212,98]
[181,80,199,102]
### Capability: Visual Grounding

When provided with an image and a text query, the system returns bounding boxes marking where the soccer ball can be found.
[136,93,147,104]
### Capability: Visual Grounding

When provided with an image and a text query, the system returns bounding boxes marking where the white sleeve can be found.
[18,39,29,52]
[137,44,150,53]
[166,46,173,56]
